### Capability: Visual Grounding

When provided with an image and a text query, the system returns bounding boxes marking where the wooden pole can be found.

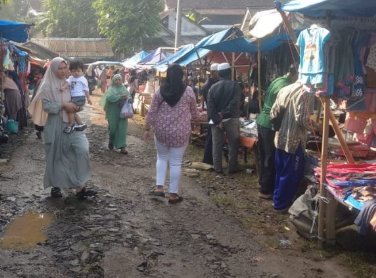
[1,35,3,110]
[247,57,252,119]
[257,40,262,114]
[316,98,322,123]
[318,97,330,246]
[174,0,182,51]
[329,109,355,164]
[325,193,337,245]
[231,52,235,80]
[277,9,300,53]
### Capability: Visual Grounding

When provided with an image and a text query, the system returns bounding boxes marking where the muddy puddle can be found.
[0,211,52,250]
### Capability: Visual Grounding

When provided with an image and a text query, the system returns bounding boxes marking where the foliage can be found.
[0,0,27,21]
[38,0,100,37]
[93,0,163,53]
[185,9,209,25]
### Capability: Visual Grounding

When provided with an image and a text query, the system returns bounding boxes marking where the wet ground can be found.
[0,90,366,278]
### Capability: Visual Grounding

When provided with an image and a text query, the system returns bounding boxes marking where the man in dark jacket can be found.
[207,63,241,174]
[201,63,219,165]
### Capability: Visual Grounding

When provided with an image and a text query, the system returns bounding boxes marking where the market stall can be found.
[122,51,149,69]
[278,0,376,244]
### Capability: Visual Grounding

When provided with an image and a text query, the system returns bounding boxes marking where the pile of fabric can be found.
[315,163,376,235]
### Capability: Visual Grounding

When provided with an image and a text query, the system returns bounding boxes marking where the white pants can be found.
[155,138,188,194]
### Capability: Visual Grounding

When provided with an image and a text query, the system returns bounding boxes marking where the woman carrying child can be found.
[28,57,95,199]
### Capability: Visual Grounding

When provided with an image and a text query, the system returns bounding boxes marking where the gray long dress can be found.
[42,100,93,189]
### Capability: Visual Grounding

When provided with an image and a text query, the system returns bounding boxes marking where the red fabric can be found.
[315,163,376,191]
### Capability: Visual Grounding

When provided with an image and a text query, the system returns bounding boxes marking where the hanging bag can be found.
[120,99,134,119]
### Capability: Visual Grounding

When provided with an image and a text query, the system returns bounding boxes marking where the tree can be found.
[38,0,100,37]
[93,0,163,53]
[0,0,27,21]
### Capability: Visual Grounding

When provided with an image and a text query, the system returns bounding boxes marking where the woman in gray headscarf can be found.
[28,57,95,199]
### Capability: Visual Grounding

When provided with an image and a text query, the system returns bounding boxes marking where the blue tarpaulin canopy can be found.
[155,27,242,71]
[154,44,195,72]
[200,37,256,53]
[136,47,173,70]
[0,19,30,43]
[201,35,295,53]
[280,0,376,18]
[122,51,149,69]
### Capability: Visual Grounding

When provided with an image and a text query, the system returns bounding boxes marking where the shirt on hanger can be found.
[297,27,331,75]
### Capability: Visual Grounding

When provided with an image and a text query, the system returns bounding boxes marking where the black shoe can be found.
[168,196,183,204]
[51,187,62,198]
[76,188,97,199]
[120,147,128,154]
[63,125,75,134]
[108,142,114,150]
[36,131,42,139]
[149,190,165,197]
[74,123,87,132]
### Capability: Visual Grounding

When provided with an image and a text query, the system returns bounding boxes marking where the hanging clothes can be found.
[297,27,331,86]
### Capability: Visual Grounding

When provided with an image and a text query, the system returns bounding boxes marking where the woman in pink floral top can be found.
[145,64,199,204]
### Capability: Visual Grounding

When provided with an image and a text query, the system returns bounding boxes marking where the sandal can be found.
[76,188,97,199]
[149,190,165,197]
[51,187,62,198]
[168,195,183,204]
[258,192,272,200]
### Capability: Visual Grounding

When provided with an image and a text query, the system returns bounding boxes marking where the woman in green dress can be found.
[100,74,131,154]
[28,57,95,198]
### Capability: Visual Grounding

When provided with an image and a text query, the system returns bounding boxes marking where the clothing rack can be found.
[278,9,359,246]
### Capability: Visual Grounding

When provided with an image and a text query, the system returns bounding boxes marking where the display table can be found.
[191,121,259,175]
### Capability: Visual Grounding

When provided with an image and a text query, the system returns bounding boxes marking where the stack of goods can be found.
[240,119,258,137]
[314,164,376,211]
[328,138,376,159]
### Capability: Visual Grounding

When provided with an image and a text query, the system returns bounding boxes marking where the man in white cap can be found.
[207,62,241,174]
[201,63,219,165]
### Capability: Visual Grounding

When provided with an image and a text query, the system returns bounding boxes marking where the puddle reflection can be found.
[0,211,52,250]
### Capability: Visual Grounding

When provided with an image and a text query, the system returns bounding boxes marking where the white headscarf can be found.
[28,57,71,125]
[86,64,93,77]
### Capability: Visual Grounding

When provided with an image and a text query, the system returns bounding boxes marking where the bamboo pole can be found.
[247,57,252,119]
[1,35,3,110]
[257,41,262,114]
[231,52,235,80]
[329,109,355,164]
[277,10,300,53]
[318,97,330,246]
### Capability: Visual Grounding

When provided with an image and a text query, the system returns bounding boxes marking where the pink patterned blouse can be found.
[146,86,199,147]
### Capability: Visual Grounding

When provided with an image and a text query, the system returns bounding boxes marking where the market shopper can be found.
[1,74,23,125]
[144,64,199,204]
[256,65,298,199]
[270,81,320,212]
[28,57,95,199]
[85,64,96,95]
[100,74,131,154]
[127,69,139,109]
[201,63,219,165]
[207,62,241,175]
[31,68,46,139]
[99,65,108,94]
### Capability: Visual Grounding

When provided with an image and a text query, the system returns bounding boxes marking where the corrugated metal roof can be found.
[30,38,114,58]
[165,0,274,10]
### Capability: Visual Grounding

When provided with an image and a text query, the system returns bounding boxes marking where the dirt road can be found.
[0,91,356,278]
